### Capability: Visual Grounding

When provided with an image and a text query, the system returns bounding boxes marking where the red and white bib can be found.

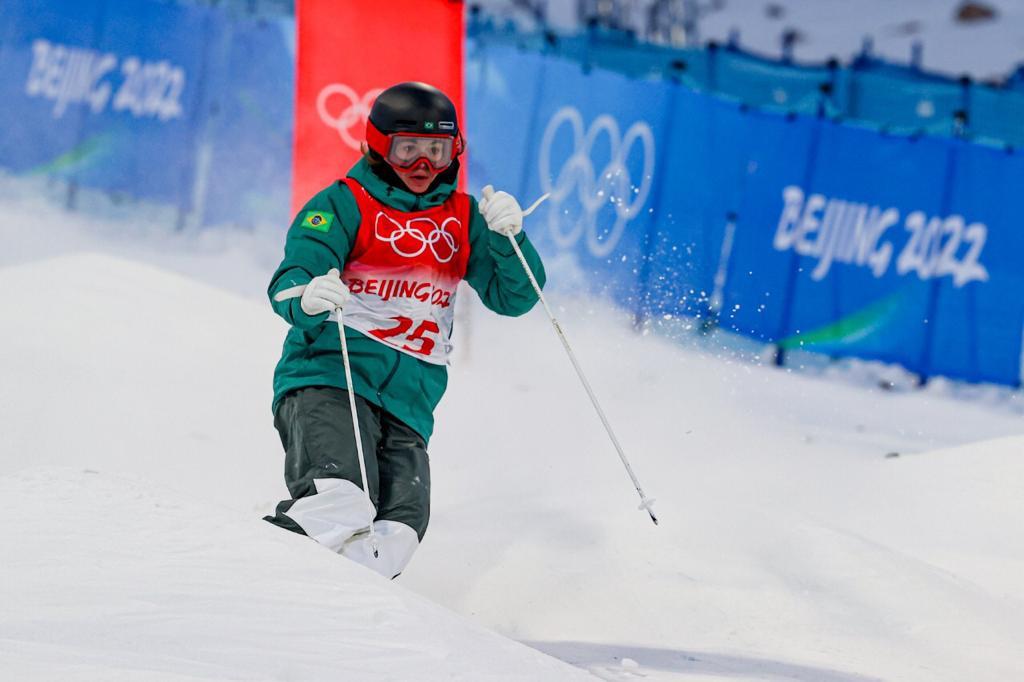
[338,177,471,365]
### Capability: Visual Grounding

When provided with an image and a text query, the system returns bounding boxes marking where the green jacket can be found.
[268,159,546,443]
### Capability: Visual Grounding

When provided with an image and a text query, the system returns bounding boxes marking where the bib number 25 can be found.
[369,316,440,356]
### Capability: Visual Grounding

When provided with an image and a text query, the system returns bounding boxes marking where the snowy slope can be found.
[0,465,597,681]
[418,302,1024,681]
[2,202,1023,681]
[0,252,597,682]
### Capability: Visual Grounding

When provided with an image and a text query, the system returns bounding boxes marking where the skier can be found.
[264,81,546,579]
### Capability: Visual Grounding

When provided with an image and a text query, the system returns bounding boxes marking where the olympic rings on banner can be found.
[317,84,384,150]
[539,106,655,258]
[374,212,460,264]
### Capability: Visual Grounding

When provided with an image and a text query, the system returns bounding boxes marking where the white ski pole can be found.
[272,285,383,552]
[486,187,658,525]
[336,307,381,557]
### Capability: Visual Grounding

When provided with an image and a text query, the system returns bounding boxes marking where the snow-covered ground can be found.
[2,193,1023,681]
[0,465,596,682]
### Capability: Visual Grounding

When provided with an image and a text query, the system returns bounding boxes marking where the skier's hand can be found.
[300,268,350,316]
[479,185,523,237]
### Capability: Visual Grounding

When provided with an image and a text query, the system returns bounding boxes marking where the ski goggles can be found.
[367,122,463,171]
[387,135,456,170]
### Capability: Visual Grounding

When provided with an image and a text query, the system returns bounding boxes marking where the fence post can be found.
[916,137,962,385]
[910,40,923,71]
[726,28,740,50]
[706,40,719,92]
[702,100,754,335]
[177,7,226,230]
[515,42,551,206]
[772,107,827,367]
[823,57,840,114]
[956,75,972,138]
[65,181,79,211]
[702,210,738,334]
[858,35,874,61]
[781,29,797,63]
[820,70,843,354]
[60,0,108,215]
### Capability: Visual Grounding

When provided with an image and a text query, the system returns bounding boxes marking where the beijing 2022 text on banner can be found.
[465,44,1024,387]
[291,0,464,213]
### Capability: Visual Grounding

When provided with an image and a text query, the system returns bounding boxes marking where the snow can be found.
[0,248,596,681]
[0,466,595,681]
[2,195,1024,680]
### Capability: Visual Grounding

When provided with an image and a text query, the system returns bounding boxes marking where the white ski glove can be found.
[479,185,523,237]
[299,268,350,316]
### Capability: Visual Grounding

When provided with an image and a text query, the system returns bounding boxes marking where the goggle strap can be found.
[365,119,392,159]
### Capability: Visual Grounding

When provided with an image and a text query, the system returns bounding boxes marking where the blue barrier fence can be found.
[2,3,1023,386]
[0,0,294,228]
[466,41,1024,386]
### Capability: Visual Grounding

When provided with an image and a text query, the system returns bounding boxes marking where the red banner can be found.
[291,0,464,214]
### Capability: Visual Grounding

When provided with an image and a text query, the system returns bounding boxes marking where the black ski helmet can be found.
[366,82,463,164]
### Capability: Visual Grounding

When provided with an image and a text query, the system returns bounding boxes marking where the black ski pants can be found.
[264,386,431,542]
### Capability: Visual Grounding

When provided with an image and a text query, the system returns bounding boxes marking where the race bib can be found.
[339,178,471,365]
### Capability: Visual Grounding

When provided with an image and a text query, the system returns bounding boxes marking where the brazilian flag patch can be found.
[301,210,335,232]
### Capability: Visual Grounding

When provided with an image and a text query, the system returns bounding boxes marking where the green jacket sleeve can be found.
[267,184,361,329]
[463,195,546,317]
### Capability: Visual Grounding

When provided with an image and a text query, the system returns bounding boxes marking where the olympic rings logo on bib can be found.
[373,211,460,264]
[316,84,384,150]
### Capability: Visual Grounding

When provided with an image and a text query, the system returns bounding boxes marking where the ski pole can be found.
[485,186,658,525]
[336,307,381,557]
[273,285,382,554]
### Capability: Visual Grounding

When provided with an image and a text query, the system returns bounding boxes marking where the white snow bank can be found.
[2,236,1023,681]
[0,252,596,681]
[415,294,1024,681]
[0,252,287,510]
[0,466,595,682]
